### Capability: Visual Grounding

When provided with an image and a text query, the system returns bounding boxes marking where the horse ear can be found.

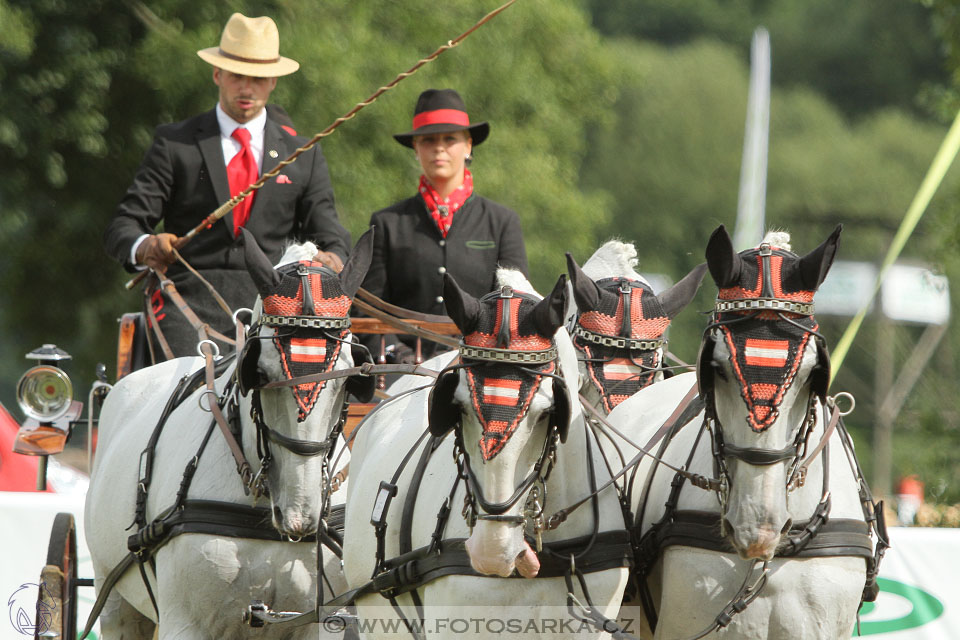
[533,275,568,337]
[565,253,602,312]
[240,228,282,297]
[443,273,482,335]
[658,262,708,319]
[797,224,842,290]
[705,225,741,288]
[338,227,375,299]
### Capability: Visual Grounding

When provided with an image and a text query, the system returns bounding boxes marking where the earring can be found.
[464,153,473,167]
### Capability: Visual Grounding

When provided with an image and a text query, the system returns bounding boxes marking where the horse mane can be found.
[496,267,541,298]
[275,241,320,267]
[761,230,792,252]
[581,239,649,285]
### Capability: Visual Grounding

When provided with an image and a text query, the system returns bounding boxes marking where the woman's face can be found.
[413,130,472,186]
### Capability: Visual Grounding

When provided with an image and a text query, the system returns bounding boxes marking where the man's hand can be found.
[135,233,179,273]
[313,250,344,273]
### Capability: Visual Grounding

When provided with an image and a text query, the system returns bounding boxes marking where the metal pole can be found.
[37,455,48,491]
[873,315,895,498]
[732,27,770,251]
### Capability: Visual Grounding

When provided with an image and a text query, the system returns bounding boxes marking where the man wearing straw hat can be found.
[104,13,350,359]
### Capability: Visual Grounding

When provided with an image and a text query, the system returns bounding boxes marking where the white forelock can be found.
[761,230,791,252]
[276,241,319,267]
[582,239,649,285]
[496,267,541,298]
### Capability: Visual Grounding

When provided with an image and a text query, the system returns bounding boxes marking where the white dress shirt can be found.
[130,103,267,266]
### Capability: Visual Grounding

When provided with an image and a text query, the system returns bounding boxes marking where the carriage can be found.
[14,229,887,640]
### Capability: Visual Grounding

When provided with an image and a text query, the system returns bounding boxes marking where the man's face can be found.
[213,68,277,123]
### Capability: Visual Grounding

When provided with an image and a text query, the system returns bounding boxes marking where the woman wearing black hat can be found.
[361,89,528,360]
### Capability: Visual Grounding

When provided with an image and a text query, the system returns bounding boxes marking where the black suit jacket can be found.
[104,106,350,274]
[362,193,528,315]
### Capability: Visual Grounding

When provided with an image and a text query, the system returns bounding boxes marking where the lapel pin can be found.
[269,150,279,158]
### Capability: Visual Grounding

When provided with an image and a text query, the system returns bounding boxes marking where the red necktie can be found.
[227,127,258,236]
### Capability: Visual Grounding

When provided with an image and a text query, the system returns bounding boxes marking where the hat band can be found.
[218,47,281,65]
[412,109,470,130]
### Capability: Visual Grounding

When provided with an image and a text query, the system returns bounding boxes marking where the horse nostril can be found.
[273,505,283,523]
[780,518,793,535]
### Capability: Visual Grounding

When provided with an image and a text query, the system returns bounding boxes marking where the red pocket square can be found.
[276,175,292,184]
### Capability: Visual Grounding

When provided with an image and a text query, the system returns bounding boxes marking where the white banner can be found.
[855,527,958,638]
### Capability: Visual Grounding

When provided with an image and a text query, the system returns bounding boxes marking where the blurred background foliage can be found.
[1,0,960,504]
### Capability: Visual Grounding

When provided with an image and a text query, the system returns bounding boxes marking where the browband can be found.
[459,343,557,364]
[715,299,814,316]
[572,324,665,351]
[258,314,352,330]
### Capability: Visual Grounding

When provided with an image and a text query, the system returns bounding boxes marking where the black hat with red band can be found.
[393,88,490,148]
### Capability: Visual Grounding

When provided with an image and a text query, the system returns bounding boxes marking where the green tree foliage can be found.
[586,0,948,119]
[0,0,614,408]
[578,35,960,501]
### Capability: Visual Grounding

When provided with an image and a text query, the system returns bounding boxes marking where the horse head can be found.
[699,224,840,560]
[567,242,706,413]
[428,271,573,578]
[236,228,374,539]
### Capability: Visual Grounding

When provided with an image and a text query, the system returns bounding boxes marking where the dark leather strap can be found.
[352,297,459,347]
[639,510,874,561]
[356,287,453,324]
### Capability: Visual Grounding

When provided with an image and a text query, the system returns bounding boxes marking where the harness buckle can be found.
[371,481,398,527]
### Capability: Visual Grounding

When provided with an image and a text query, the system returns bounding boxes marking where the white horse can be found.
[85,230,375,639]
[342,269,633,639]
[608,226,884,639]
[565,240,706,415]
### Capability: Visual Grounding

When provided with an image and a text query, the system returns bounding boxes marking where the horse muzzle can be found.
[272,504,320,540]
[465,521,540,578]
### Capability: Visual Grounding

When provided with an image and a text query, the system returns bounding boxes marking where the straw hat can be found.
[197,13,299,78]
[393,89,489,148]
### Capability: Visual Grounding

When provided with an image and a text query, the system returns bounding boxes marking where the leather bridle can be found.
[451,361,567,531]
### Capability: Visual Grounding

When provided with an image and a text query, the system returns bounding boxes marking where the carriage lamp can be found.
[16,364,74,422]
[16,344,74,421]
[13,345,81,468]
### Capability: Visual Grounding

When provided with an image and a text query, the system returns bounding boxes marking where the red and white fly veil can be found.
[700,225,841,431]
[567,251,707,412]
[430,273,568,460]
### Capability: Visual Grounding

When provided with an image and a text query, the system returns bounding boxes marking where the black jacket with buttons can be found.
[362,193,528,316]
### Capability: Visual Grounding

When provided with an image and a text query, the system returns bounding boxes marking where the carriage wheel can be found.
[36,512,78,640]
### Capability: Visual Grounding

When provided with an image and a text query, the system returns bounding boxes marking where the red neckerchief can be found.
[418,168,473,238]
